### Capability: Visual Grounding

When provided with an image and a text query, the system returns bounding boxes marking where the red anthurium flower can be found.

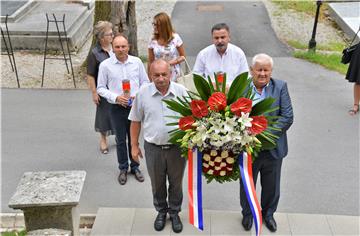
[208,92,227,112]
[179,116,195,131]
[249,116,268,134]
[190,100,209,118]
[230,98,252,116]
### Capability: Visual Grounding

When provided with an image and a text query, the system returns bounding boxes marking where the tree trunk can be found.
[110,1,138,56]
[89,0,138,55]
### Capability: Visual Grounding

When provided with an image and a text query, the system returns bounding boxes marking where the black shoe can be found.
[131,169,144,182]
[264,216,277,232]
[154,212,167,231]
[241,215,253,231]
[170,214,183,233]
[118,170,127,185]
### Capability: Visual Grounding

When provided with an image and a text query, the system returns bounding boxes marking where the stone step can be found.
[328,2,360,41]
[0,1,94,51]
[0,1,39,23]
[90,208,360,235]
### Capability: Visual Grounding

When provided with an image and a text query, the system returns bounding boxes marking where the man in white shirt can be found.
[129,59,187,233]
[97,34,149,185]
[193,23,249,85]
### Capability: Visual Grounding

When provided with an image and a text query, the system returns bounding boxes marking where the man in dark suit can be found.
[240,53,294,232]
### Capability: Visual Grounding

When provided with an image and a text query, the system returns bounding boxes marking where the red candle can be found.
[122,79,131,93]
[216,72,224,83]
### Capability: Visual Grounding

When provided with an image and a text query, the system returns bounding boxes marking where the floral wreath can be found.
[164,72,280,183]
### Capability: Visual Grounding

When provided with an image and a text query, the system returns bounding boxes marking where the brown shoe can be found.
[131,169,144,182]
[118,170,127,185]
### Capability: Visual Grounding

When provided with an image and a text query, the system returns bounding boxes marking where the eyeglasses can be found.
[103,32,114,37]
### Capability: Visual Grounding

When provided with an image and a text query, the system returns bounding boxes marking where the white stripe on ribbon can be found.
[240,152,262,236]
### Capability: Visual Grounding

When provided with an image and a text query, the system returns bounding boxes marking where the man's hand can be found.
[131,144,143,164]
[116,95,130,107]
[92,92,100,105]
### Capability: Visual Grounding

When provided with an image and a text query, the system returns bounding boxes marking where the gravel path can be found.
[0,0,345,89]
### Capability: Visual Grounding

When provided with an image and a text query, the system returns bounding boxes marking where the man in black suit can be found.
[240,53,294,232]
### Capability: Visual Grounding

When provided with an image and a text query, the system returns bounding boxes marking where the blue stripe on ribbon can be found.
[197,149,204,230]
[239,152,260,236]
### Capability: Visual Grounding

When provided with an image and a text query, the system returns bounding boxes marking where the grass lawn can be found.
[1,230,26,236]
[272,1,348,74]
[293,51,348,74]
[272,0,329,21]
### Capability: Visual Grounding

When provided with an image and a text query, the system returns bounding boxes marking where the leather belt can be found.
[148,142,174,150]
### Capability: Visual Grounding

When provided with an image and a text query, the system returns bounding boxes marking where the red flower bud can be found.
[208,92,227,112]
[230,98,252,116]
[190,100,209,118]
[179,116,195,131]
[249,116,268,134]
[216,73,224,83]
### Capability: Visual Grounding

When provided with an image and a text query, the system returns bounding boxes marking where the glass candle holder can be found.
[122,79,131,95]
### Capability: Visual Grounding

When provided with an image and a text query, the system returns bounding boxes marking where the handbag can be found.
[176,58,197,92]
[341,27,360,64]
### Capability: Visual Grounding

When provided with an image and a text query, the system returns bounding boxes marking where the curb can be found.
[0,213,96,229]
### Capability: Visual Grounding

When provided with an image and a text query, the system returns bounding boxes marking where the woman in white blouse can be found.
[148,12,186,81]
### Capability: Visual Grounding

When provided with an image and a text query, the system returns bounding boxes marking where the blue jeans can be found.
[110,105,139,171]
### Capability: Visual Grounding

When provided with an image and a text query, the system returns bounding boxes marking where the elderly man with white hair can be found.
[240,53,294,233]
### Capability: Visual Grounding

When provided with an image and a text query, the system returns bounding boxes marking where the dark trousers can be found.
[240,152,283,219]
[144,141,186,215]
[110,105,139,171]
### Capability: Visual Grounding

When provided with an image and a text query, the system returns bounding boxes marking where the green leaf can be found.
[266,126,281,132]
[168,130,185,144]
[168,128,180,133]
[188,90,201,98]
[176,96,190,107]
[207,75,215,94]
[246,87,254,99]
[213,72,220,91]
[262,106,279,115]
[227,72,249,104]
[165,115,182,119]
[262,130,279,139]
[251,98,277,116]
[166,122,179,126]
[257,132,277,148]
[193,74,211,100]
[163,99,192,116]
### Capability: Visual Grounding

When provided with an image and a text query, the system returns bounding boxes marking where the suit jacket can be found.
[261,78,294,159]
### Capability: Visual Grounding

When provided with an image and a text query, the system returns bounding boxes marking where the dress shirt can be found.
[251,81,268,105]
[128,82,188,145]
[193,43,249,85]
[97,54,149,104]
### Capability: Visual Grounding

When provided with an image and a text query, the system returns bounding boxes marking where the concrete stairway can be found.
[90,208,359,235]
[0,0,94,51]
[328,1,360,40]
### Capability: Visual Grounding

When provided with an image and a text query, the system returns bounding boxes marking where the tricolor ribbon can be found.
[239,151,262,236]
[188,147,204,230]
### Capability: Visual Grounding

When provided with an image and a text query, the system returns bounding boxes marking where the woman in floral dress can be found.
[148,12,186,81]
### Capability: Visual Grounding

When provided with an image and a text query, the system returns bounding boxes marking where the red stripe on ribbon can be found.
[247,153,262,234]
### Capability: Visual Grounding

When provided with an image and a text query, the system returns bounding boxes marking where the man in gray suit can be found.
[240,53,294,232]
